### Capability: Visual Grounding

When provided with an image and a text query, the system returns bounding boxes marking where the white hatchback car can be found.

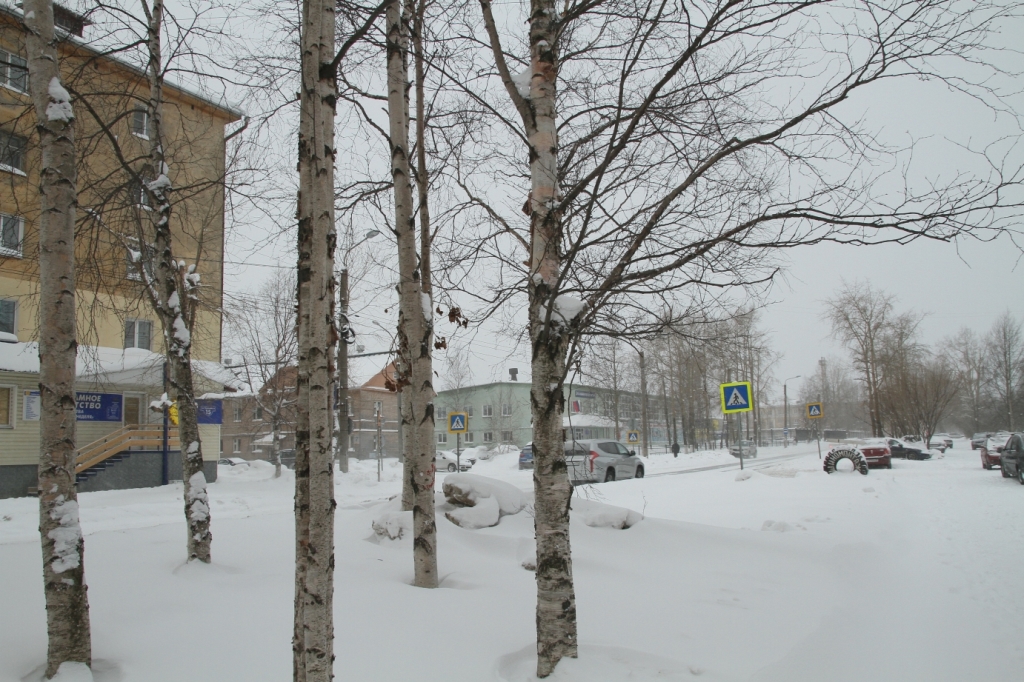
[436,450,475,472]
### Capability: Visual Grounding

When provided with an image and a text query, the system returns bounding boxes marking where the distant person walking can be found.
[671,441,680,458]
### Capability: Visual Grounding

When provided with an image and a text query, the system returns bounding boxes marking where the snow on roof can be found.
[0,341,250,393]
[562,414,617,428]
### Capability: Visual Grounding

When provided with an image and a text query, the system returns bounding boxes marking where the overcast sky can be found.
[218,4,1024,402]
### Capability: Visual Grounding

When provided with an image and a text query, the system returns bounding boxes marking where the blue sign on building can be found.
[75,392,123,422]
[197,400,223,425]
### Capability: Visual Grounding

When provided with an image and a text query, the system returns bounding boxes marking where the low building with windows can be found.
[432,378,666,451]
[0,342,245,498]
[219,366,298,461]
[347,362,400,460]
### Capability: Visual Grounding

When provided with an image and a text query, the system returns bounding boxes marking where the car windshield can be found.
[598,442,618,454]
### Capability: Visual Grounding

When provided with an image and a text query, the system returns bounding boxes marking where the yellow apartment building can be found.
[1,3,244,497]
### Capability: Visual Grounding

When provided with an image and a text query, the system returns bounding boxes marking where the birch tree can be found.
[464,1,1024,675]
[387,0,439,588]
[24,0,93,676]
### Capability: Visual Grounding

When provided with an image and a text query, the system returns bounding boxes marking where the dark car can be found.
[518,444,533,470]
[999,434,1024,483]
[276,448,296,469]
[972,433,994,450]
[885,438,932,460]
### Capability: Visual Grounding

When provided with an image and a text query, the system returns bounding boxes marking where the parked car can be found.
[218,457,249,466]
[436,450,475,472]
[564,439,644,484]
[728,440,757,458]
[931,434,954,450]
[276,449,296,469]
[980,436,1006,470]
[999,433,1024,483]
[518,444,533,470]
[972,433,994,450]
[858,439,892,469]
[885,438,932,460]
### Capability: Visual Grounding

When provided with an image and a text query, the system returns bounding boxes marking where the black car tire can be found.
[605,468,616,483]
[823,448,869,475]
[1018,465,1024,486]
[448,463,457,472]
[886,462,892,469]
[635,466,644,479]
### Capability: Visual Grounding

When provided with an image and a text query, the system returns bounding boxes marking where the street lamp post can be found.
[783,375,801,448]
[335,229,381,472]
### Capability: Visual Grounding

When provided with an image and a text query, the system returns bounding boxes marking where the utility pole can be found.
[783,381,788,449]
[335,270,351,473]
[638,349,650,457]
[376,403,383,482]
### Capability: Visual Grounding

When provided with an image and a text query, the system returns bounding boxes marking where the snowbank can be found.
[443,474,525,529]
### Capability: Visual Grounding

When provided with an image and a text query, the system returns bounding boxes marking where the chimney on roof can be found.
[509,368,518,381]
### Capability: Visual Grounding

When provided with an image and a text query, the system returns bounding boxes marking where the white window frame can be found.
[501,403,512,417]
[501,430,513,442]
[0,49,28,94]
[233,406,243,422]
[254,405,263,421]
[1,213,24,257]
[437,432,447,444]
[0,298,17,336]
[124,318,153,350]
[463,405,474,416]
[126,244,155,281]
[130,107,149,139]
[374,400,383,415]
[250,442,262,453]
[0,385,15,428]
[464,432,474,443]
[232,438,242,453]
[483,431,493,443]
[0,129,27,176]
[482,404,493,417]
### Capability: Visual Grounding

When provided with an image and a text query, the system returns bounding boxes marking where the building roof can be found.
[0,341,250,393]
[0,2,243,120]
[562,414,617,428]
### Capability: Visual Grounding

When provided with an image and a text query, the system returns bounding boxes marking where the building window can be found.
[0,386,13,428]
[251,442,262,453]
[437,433,447,444]
[501,403,512,417]
[463,405,474,416]
[483,431,493,443]
[374,400,383,415]
[130,177,152,208]
[0,130,27,173]
[233,406,242,422]
[437,406,447,419]
[254,405,263,421]
[0,49,28,92]
[464,432,474,443]
[501,430,513,442]
[0,299,16,336]
[232,438,242,453]
[131,107,149,138]
[126,245,154,281]
[124,319,152,350]
[1,214,24,257]
[482,404,492,417]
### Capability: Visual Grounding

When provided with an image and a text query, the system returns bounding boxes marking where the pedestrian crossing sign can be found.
[626,431,640,443]
[719,382,753,414]
[806,402,823,419]
[448,412,468,434]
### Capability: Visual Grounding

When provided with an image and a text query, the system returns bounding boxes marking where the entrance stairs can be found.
[75,425,180,484]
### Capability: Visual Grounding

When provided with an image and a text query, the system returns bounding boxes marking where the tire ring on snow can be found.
[823,448,869,476]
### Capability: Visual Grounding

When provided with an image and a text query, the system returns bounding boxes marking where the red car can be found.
[980,436,1008,470]
[859,440,892,469]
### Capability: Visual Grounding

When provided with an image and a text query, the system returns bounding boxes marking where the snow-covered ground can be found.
[3,441,1023,681]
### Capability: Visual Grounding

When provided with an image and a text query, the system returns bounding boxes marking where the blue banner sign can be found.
[76,392,123,422]
[197,399,223,425]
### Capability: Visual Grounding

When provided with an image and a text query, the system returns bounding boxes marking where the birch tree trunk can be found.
[482,0,579,674]
[295,0,338,675]
[25,1,93,676]
[388,0,438,588]
[139,0,212,563]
